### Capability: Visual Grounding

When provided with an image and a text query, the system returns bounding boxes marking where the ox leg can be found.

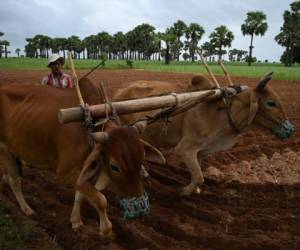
[175,143,203,196]
[76,182,112,239]
[70,171,111,231]
[0,148,34,216]
[70,191,84,230]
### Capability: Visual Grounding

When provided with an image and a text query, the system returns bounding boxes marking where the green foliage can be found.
[241,11,268,37]
[126,59,133,68]
[245,55,257,63]
[99,53,107,66]
[241,11,268,66]
[0,32,10,58]
[185,23,205,61]
[275,1,300,66]
[209,25,234,60]
[171,20,188,61]
[0,204,33,250]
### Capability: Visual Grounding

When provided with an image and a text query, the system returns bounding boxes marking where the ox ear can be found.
[76,144,103,186]
[140,139,166,165]
[256,72,273,92]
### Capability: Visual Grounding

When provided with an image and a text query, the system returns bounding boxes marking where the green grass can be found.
[0,58,299,80]
[0,204,33,250]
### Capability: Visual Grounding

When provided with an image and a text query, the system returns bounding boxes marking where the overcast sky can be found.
[0,0,295,61]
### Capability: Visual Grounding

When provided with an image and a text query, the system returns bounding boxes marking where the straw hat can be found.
[47,54,64,67]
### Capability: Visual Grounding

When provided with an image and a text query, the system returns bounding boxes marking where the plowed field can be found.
[0,69,299,250]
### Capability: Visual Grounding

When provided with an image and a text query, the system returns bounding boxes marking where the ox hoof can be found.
[23,207,35,216]
[181,184,201,196]
[99,229,114,241]
[71,220,84,231]
[194,186,201,194]
[180,186,194,196]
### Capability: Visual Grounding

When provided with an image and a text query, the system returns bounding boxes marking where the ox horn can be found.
[197,49,220,88]
[256,72,273,91]
[132,120,148,134]
[91,132,109,144]
[219,60,234,87]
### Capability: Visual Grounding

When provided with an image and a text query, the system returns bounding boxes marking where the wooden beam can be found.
[58,86,249,124]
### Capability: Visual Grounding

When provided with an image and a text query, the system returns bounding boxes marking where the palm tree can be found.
[15,48,21,57]
[83,35,97,59]
[25,38,38,58]
[32,34,52,58]
[0,32,3,58]
[185,23,205,61]
[97,32,112,59]
[172,20,187,61]
[236,49,248,62]
[201,41,216,62]
[241,11,268,66]
[209,25,234,61]
[154,32,163,61]
[129,24,156,60]
[2,40,10,58]
[229,49,237,61]
[161,28,176,64]
[125,30,137,60]
[67,36,82,59]
[112,32,127,59]
[0,32,6,58]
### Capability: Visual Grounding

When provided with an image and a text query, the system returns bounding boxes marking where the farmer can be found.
[41,54,73,88]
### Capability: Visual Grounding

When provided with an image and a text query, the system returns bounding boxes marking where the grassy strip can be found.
[0,58,299,80]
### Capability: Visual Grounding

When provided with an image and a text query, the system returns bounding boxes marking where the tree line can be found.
[21,15,264,67]
[1,1,299,66]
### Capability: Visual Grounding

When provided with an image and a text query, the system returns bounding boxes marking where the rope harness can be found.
[80,60,105,79]
[133,85,247,135]
[219,86,244,133]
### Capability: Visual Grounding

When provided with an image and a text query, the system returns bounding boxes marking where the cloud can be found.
[0,0,295,61]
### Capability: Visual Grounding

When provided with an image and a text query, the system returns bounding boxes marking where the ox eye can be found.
[111,164,120,172]
[267,101,276,107]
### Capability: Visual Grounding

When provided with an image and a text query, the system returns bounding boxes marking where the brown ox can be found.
[114,75,294,196]
[0,78,165,238]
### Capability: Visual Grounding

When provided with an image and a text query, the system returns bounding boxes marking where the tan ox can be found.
[114,75,294,196]
[0,78,165,238]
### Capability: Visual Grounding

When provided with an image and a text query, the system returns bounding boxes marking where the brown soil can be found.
[0,69,300,250]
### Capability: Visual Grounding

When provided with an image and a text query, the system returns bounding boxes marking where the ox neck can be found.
[227,88,258,133]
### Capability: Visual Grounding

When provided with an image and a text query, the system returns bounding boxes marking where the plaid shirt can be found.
[41,73,73,88]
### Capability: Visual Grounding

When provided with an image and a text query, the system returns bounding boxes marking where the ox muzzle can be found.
[272,120,295,139]
[118,191,150,220]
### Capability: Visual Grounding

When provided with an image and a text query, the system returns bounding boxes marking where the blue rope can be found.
[271,120,294,139]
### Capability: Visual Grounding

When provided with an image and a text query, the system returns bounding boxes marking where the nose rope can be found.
[117,176,150,220]
[118,191,150,220]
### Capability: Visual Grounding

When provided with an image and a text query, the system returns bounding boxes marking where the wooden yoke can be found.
[58,89,216,124]
[67,51,85,106]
